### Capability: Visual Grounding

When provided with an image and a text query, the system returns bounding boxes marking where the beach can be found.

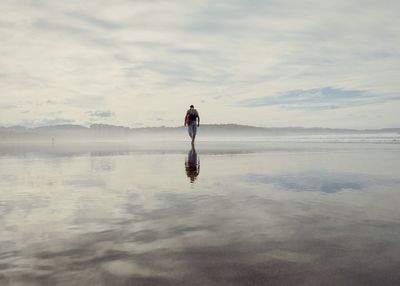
[0,140,399,285]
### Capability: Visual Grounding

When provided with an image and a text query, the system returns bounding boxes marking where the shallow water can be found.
[1,142,400,285]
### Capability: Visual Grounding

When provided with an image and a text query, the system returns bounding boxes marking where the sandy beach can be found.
[1,141,399,285]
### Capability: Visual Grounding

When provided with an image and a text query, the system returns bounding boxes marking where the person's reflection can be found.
[185,146,200,183]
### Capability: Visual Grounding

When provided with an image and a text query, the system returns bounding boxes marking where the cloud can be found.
[35,18,88,36]
[64,96,107,108]
[39,118,76,126]
[0,104,17,109]
[0,0,399,128]
[87,110,115,118]
[237,87,400,110]
[65,11,124,30]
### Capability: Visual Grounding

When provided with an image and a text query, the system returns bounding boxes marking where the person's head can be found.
[190,105,194,109]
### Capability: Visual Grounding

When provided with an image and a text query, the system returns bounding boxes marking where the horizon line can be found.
[1,123,400,131]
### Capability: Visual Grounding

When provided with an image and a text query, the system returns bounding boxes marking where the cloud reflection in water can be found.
[241,171,399,193]
[1,147,400,285]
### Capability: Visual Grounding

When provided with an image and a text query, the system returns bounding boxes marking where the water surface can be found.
[1,142,399,285]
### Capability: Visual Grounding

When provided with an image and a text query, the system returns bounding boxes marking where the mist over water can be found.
[1,140,400,285]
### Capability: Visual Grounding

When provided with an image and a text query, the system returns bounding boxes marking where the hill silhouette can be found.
[0,123,399,141]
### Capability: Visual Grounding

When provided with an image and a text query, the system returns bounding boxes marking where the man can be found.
[184,105,200,145]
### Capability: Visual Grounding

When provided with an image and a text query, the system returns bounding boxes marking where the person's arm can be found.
[197,113,200,127]
[184,111,188,126]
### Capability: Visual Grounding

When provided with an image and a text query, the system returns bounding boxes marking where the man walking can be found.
[184,105,200,145]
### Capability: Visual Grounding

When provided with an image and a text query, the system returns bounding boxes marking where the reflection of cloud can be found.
[11,184,400,285]
[2,151,400,285]
[238,87,400,110]
[243,171,374,193]
[90,158,114,172]
[65,177,107,188]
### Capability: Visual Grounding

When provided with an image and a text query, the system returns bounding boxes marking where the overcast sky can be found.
[1,0,399,128]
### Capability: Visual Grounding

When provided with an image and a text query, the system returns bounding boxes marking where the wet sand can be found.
[0,141,399,285]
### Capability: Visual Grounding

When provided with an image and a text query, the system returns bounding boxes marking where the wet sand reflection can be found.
[1,144,400,285]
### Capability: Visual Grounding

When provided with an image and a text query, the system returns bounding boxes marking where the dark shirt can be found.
[185,109,199,125]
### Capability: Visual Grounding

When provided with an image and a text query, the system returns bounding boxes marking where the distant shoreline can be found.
[1,123,399,139]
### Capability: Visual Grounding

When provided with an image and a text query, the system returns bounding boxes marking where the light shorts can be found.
[188,121,197,137]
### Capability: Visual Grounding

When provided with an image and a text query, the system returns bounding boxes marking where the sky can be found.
[0,0,399,129]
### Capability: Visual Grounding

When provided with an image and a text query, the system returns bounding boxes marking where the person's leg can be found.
[191,124,197,144]
[188,125,193,140]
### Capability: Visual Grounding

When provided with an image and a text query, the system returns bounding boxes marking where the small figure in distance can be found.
[184,105,200,146]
